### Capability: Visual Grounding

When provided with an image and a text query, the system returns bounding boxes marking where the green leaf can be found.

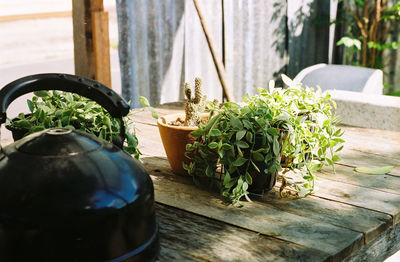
[325,157,334,166]
[104,116,112,131]
[236,141,249,148]
[190,129,204,138]
[355,166,395,175]
[223,171,231,187]
[209,129,222,136]
[221,143,232,150]
[267,127,279,136]
[236,130,246,141]
[273,137,279,156]
[30,126,45,132]
[245,172,253,184]
[333,138,345,143]
[33,91,50,97]
[233,157,248,167]
[281,74,295,87]
[337,36,361,50]
[252,152,264,162]
[151,111,159,119]
[332,155,341,162]
[208,142,219,149]
[27,100,34,112]
[230,116,243,130]
[139,96,150,107]
[245,132,253,142]
[242,182,248,191]
[206,166,214,177]
[335,145,344,152]
[242,120,252,129]
[65,93,74,103]
[251,161,260,172]
[14,119,31,129]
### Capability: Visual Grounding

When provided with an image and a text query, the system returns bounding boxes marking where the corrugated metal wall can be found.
[287,0,330,77]
[116,0,331,107]
[224,0,288,100]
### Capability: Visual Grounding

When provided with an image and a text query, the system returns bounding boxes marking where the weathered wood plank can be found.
[319,164,400,196]
[343,219,400,262]
[142,157,363,260]
[313,177,400,224]
[72,0,104,80]
[92,10,111,87]
[156,203,329,262]
[337,146,400,177]
[135,122,166,157]
[261,190,391,245]
[341,126,400,160]
[132,107,183,126]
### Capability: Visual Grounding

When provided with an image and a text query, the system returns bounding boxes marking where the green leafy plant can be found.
[7,90,141,159]
[184,75,344,204]
[244,75,344,196]
[336,0,400,68]
[184,100,283,204]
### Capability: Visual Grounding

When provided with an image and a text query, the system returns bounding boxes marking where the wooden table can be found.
[134,105,400,261]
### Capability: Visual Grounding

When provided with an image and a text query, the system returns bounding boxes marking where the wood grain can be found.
[156,203,329,262]
[313,177,400,224]
[0,11,71,23]
[92,11,111,87]
[72,0,96,80]
[143,157,363,260]
[261,190,391,245]
[343,218,400,262]
[320,164,400,196]
[337,146,400,177]
[341,126,400,160]
[72,0,111,85]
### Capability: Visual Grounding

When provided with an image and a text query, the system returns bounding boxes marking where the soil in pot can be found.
[157,113,208,175]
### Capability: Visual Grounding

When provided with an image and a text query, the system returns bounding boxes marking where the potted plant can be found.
[184,100,285,203]
[244,75,344,196]
[184,75,344,203]
[153,77,208,175]
[6,90,142,159]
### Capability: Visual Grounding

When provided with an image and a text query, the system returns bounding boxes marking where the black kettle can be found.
[0,74,159,261]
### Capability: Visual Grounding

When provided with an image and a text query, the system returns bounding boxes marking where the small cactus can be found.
[184,77,206,126]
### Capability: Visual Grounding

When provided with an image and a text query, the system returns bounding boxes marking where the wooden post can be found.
[72,0,111,87]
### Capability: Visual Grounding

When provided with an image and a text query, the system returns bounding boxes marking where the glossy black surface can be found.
[0,129,159,261]
[0,74,159,261]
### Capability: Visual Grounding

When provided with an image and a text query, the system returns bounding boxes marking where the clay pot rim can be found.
[157,113,209,131]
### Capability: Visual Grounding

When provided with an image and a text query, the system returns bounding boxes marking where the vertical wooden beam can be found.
[72,0,111,87]
[92,11,111,87]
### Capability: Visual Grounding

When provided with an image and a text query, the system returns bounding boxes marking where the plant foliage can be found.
[184,100,283,204]
[185,75,344,203]
[7,91,141,159]
[336,0,400,69]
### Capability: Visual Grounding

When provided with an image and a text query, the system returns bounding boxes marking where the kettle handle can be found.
[0,73,130,148]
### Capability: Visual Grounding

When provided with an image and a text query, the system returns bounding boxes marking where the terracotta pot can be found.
[157,113,208,175]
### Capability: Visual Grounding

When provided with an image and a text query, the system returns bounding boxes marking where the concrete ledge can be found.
[328,90,400,131]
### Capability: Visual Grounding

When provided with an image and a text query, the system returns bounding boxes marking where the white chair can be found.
[294,64,400,131]
[294,63,383,94]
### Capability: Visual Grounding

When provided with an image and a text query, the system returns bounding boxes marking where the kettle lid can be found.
[14,128,102,156]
